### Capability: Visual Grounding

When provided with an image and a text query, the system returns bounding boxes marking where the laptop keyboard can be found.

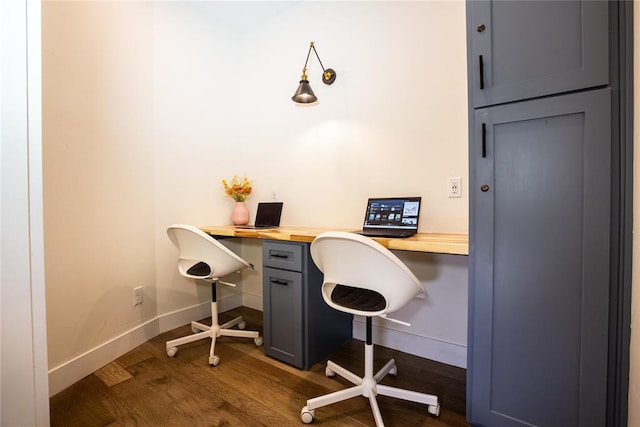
[359,230,415,238]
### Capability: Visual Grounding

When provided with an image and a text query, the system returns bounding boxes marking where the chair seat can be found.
[331,285,386,313]
[186,261,211,277]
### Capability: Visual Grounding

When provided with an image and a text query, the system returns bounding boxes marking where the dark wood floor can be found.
[50,307,469,426]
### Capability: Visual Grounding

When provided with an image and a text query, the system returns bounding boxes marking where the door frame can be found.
[607,1,633,426]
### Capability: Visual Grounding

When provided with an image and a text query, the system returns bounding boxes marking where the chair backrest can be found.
[310,231,426,317]
[167,224,251,281]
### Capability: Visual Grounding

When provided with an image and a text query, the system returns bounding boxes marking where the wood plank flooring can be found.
[50,307,469,426]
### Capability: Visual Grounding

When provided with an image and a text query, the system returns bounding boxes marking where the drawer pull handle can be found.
[271,253,290,259]
[271,279,289,286]
[479,55,484,90]
[481,123,487,158]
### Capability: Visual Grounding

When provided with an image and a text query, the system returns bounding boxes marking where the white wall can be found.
[42,1,159,391]
[152,1,468,233]
[43,1,469,395]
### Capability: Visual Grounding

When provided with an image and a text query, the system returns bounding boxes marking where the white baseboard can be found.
[352,318,467,369]
[48,318,159,397]
[241,293,263,312]
[48,294,242,397]
[157,293,241,334]
[49,297,464,397]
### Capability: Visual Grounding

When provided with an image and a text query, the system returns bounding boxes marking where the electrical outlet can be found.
[133,286,143,306]
[271,189,278,201]
[448,177,462,198]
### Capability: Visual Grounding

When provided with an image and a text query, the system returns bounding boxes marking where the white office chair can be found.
[300,231,440,426]
[165,224,263,366]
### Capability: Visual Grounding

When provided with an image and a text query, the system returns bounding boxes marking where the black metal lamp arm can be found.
[300,41,336,85]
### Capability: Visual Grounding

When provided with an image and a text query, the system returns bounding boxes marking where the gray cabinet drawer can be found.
[263,241,303,272]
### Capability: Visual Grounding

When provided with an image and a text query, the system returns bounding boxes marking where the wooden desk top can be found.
[199,225,468,256]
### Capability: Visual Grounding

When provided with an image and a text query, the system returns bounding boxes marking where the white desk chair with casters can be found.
[165,224,263,366]
[300,231,440,426]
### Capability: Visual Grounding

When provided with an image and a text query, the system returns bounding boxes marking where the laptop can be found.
[235,202,283,229]
[357,197,421,238]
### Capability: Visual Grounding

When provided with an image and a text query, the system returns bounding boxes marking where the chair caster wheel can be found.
[192,327,201,334]
[428,404,441,416]
[166,347,177,357]
[254,336,263,346]
[209,355,220,366]
[389,365,398,376]
[238,320,246,330]
[325,366,335,377]
[300,406,314,424]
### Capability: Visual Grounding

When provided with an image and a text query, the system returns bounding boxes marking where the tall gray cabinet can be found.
[466,1,627,426]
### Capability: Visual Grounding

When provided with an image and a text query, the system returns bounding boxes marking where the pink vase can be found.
[231,201,249,225]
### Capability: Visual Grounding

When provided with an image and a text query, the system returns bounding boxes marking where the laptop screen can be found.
[254,202,283,227]
[362,197,421,232]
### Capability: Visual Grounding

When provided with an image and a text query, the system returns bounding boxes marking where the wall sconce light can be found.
[291,41,336,104]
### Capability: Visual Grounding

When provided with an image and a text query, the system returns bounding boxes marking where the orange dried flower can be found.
[221,176,252,202]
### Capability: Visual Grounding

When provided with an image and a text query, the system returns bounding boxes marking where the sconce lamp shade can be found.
[292,79,318,103]
[292,42,336,104]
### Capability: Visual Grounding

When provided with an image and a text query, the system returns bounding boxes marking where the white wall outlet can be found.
[133,286,143,306]
[271,189,278,201]
[448,177,462,198]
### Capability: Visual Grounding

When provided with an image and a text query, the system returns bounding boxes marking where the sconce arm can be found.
[301,41,336,85]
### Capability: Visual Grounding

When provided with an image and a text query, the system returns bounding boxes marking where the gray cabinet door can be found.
[263,267,303,368]
[468,88,611,426]
[468,0,609,108]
